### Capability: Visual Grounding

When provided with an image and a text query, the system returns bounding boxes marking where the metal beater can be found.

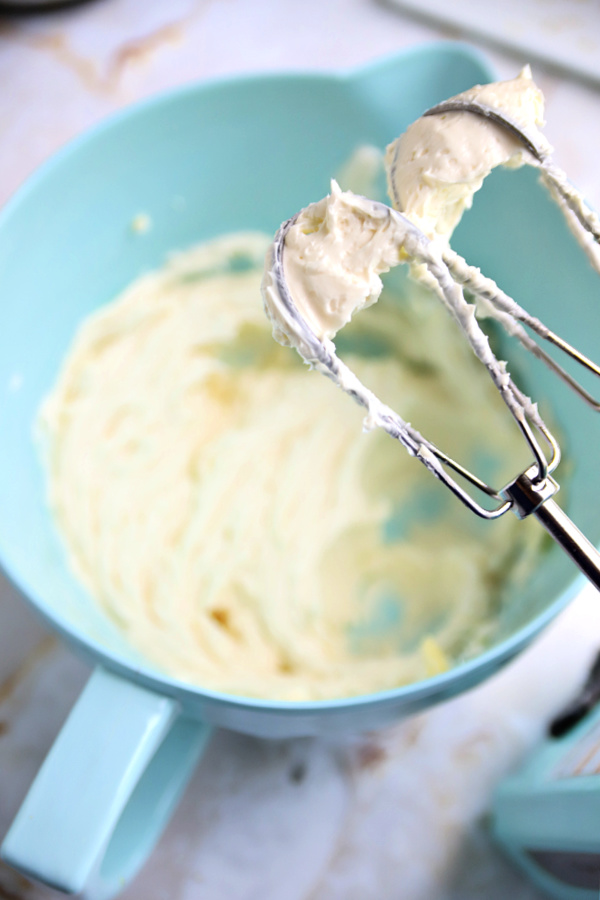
[263,101,600,591]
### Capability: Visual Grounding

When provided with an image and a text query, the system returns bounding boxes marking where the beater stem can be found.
[501,466,600,590]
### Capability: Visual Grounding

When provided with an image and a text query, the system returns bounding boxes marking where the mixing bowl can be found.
[1,43,599,899]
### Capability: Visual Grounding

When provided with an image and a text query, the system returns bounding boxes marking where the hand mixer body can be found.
[493,691,600,900]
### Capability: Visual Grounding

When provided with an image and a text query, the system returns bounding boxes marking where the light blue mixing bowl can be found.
[1,43,599,898]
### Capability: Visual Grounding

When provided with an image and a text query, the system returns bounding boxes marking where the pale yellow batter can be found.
[38,232,543,700]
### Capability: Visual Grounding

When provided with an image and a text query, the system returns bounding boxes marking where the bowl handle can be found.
[0,665,210,898]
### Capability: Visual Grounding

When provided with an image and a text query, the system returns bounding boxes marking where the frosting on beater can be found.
[263,69,552,357]
[264,181,403,343]
[385,66,551,243]
[261,68,557,442]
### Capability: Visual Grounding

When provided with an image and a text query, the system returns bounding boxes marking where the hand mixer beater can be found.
[261,74,600,591]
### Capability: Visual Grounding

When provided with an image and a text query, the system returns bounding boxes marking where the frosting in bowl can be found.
[38,232,543,700]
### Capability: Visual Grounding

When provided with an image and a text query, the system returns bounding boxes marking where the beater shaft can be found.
[501,467,600,590]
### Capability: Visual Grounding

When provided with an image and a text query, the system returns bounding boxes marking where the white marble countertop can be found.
[1,2,600,898]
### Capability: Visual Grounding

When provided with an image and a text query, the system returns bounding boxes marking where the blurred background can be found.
[1,1,600,898]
